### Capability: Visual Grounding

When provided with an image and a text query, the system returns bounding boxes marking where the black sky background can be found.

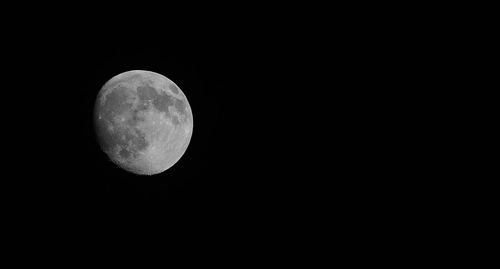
[5,16,388,228]
[9,27,324,223]
[1,6,466,262]
[4,5,405,246]
[0,8,345,258]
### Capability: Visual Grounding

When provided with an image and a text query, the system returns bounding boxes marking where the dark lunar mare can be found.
[168,83,179,94]
[174,98,186,117]
[136,84,188,126]
[137,85,174,114]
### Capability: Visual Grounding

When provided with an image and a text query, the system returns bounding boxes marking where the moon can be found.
[94,70,193,175]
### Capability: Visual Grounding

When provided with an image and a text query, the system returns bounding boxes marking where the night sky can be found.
[5,16,339,242]
[3,7,436,260]
[16,33,303,217]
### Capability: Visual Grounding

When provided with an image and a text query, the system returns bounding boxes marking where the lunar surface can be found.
[94,70,193,175]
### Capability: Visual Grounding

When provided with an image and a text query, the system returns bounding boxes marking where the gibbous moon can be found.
[94,70,193,175]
